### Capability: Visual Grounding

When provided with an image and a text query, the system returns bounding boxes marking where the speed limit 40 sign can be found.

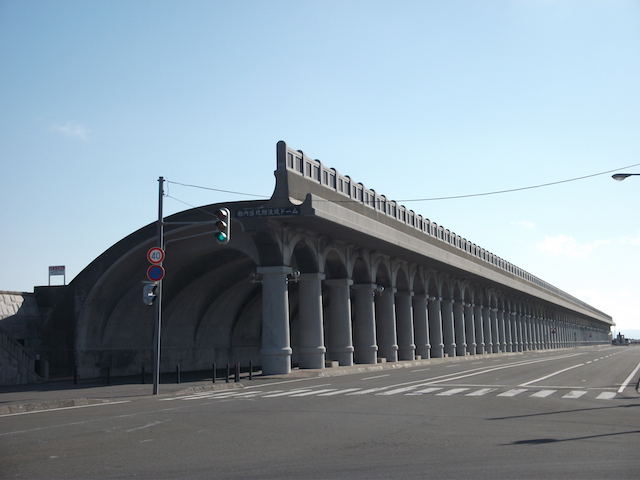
[147,247,165,264]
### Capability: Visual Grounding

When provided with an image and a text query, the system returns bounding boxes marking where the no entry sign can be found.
[147,264,165,282]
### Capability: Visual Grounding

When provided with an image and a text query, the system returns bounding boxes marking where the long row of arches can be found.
[259,233,610,374]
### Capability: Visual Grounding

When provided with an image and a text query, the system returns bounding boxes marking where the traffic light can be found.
[213,208,230,244]
[143,283,158,305]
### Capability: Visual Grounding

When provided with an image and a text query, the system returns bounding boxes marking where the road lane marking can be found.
[596,392,617,400]
[126,420,165,432]
[318,388,361,396]
[519,364,584,387]
[0,400,131,418]
[498,389,527,397]
[530,390,556,398]
[262,389,313,397]
[289,389,337,397]
[406,387,443,395]
[436,388,469,396]
[362,374,390,380]
[562,390,587,399]
[376,386,419,395]
[466,388,497,396]
[618,359,640,393]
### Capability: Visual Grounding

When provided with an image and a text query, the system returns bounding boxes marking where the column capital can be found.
[352,283,377,291]
[395,290,414,298]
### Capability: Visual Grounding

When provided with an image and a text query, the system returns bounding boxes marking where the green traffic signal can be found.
[214,208,230,244]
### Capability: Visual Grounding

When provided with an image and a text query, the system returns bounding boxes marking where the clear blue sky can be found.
[1,1,639,337]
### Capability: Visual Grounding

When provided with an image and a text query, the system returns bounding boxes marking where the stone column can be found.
[491,308,500,353]
[454,300,467,356]
[325,278,354,366]
[464,303,476,355]
[428,297,444,358]
[258,266,292,375]
[442,298,456,357]
[474,303,485,354]
[483,305,493,354]
[352,284,378,364]
[505,310,513,352]
[376,288,398,362]
[297,273,326,369]
[396,291,416,361]
[413,294,430,359]
[498,308,507,352]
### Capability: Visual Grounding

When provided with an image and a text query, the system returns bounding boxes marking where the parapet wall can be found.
[276,141,610,322]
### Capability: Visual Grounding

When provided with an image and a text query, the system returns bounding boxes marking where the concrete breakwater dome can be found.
[42,141,612,378]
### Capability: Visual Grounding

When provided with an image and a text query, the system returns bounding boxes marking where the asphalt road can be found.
[2,346,639,479]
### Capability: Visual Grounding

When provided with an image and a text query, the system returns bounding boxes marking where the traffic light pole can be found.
[152,176,164,395]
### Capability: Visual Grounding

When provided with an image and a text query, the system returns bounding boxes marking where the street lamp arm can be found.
[612,173,640,181]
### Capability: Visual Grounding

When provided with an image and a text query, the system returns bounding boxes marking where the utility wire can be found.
[398,162,640,202]
[166,161,640,204]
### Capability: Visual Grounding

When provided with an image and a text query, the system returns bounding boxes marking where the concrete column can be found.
[428,297,444,358]
[454,300,467,356]
[258,266,292,375]
[464,303,476,355]
[376,288,398,362]
[510,310,519,352]
[396,291,416,361]
[442,298,456,357]
[491,308,500,353]
[498,308,507,352]
[505,310,513,352]
[297,273,326,369]
[483,305,493,354]
[474,303,485,354]
[517,311,525,352]
[413,294,430,359]
[352,284,378,364]
[325,278,354,366]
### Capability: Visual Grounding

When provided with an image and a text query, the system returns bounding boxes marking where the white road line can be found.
[318,388,361,396]
[466,388,497,397]
[498,389,527,397]
[347,387,392,395]
[0,400,131,418]
[362,374,390,380]
[519,364,584,387]
[618,359,640,393]
[596,392,617,400]
[562,390,587,399]
[530,390,556,398]
[436,388,469,396]
[126,420,164,433]
[262,389,313,398]
[289,389,337,397]
[406,387,443,395]
[376,386,419,396]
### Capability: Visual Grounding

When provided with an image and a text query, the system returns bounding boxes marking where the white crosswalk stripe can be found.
[436,388,470,396]
[562,390,587,399]
[465,388,497,396]
[497,388,528,397]
[596,391,616,400]
[406,387,443,395]
[530,389,556,398]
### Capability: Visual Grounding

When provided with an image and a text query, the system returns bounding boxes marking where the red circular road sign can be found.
[147,265,165,282]
[147,247,165,264]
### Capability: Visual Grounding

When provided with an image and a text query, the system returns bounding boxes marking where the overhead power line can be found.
[166,161,640,204]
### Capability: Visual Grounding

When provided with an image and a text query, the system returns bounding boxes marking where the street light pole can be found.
[152,176,164,395]
[612,173,640,181]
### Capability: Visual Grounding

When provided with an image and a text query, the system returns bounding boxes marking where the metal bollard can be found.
[249,361,253,380]
[176,364,181,384]
[212,363,216,384]
[226,363,230,383]
[235,362,240,382]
